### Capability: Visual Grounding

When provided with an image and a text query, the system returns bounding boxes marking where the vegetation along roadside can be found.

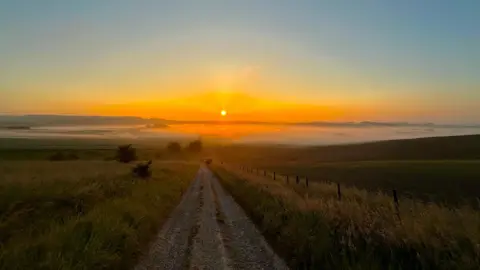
[0,161,198,270]
[212,165,480,270]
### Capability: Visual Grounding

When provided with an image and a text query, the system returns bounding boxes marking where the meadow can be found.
[0,152,198,269]
[213,134,480,205]
[210,134,480,269]
[1,134,479,269]
[213,165,480,269]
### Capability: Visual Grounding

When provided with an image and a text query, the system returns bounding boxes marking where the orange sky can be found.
[87,91,383,122]
[2,2,479,125]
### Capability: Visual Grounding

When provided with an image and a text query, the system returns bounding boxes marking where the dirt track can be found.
[135,166,289,270]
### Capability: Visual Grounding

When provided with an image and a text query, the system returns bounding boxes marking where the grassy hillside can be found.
[0,148,203,161]
[213,165,480,269]
[0,160,198,270]
[213,135,480,205]
[214,134,480,163]
[0,139,205,162]
[259,160,480,206]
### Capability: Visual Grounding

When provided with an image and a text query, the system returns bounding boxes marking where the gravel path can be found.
[135,166,289,270]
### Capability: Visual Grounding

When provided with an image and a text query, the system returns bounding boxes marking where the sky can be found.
[1,1,479,123]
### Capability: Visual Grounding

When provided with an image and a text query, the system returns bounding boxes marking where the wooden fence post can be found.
[296,175,299,184]
[393,189,400,220]
[306,177,309,187]
[274,172,276,180]
[286,175,289,184]
[337,183,342,201]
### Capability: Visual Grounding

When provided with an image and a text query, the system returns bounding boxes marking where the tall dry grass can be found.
[214,165,480,269]
[0,161,198,270]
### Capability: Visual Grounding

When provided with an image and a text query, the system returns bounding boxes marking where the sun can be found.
[221,110,227,116]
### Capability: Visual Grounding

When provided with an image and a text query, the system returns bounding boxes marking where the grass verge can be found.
[0,161,198,270]
[212,165,480,270]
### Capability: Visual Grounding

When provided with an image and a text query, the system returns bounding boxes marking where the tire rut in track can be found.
[182,183,203,269]
[211,177,234,269]
[134,166,289,270]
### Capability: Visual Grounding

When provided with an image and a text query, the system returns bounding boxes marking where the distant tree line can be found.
[167,139,203,153]
[114,140,203,163]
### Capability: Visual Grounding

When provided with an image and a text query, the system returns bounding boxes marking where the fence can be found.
[223,163,401,219]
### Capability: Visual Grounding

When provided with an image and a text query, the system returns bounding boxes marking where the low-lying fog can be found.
[1,124,479,145]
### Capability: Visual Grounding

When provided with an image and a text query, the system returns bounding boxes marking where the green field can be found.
[1,134,479,269]
[211,134,480,268]
[0,137,184,150]
[213,135,480,205]
[214,134,480,163]
[213,165,480,269]
[0,137,207,162]
[258,160,480,206]
[0,158,198,270]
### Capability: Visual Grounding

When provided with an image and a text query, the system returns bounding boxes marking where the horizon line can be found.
[0,113,479,127]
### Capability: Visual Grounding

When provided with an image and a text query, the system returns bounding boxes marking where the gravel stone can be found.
[135,166,289,270]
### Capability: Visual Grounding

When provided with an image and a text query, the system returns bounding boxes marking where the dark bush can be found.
[187,139,203,152]
[116,144,137,163]
[167,142,181,153]
[132,160,152,179]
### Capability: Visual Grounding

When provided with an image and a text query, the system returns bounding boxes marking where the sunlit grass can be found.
[0,161,198,270]
[213,165,480,269]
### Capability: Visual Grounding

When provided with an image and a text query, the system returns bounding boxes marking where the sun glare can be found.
[221,110,227,116]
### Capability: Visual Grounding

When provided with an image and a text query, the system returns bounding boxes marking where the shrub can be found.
[187,139,202,152]
[116,145,137,163]
[132,161,152,179]
[167,142,181,153]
